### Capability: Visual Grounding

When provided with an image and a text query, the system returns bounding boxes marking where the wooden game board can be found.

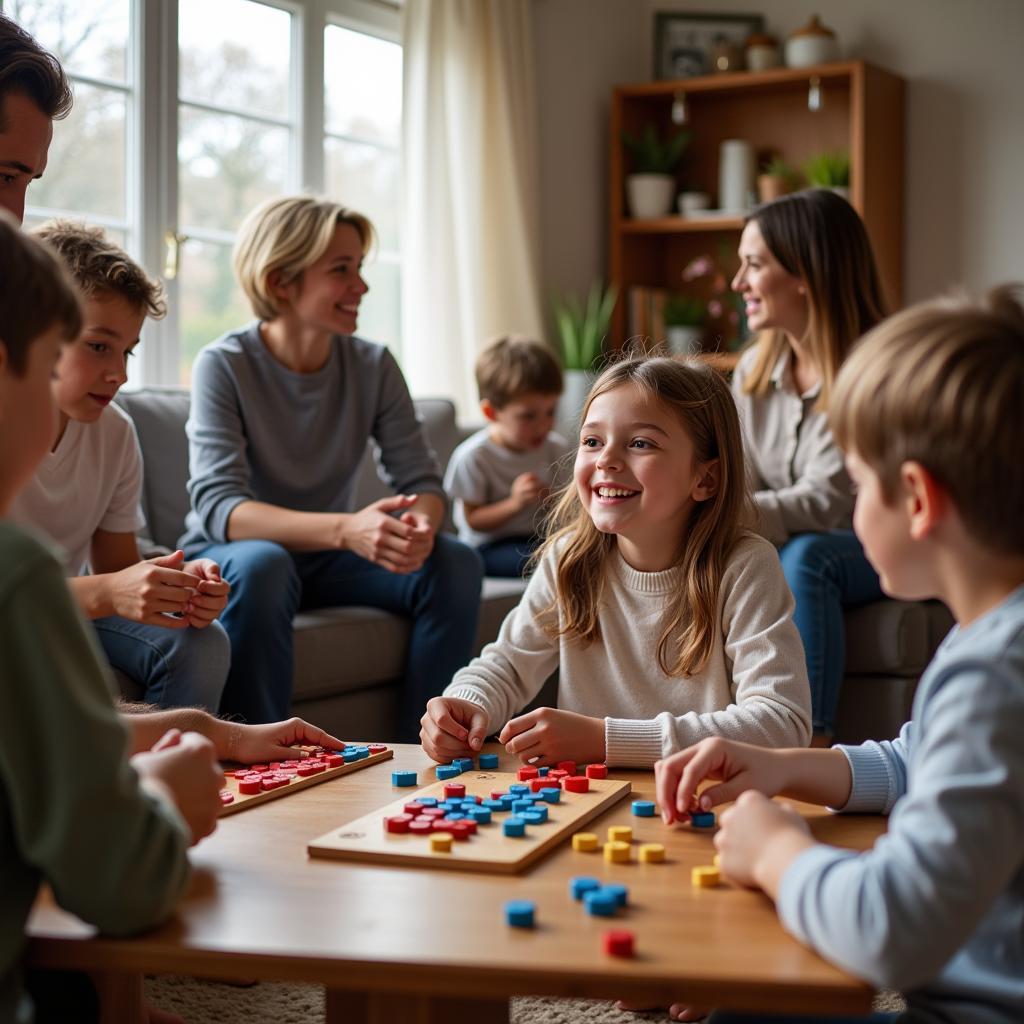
[219,744,393,817]
[307,770,631,873]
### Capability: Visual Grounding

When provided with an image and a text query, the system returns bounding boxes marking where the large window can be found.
[8,0,402,386]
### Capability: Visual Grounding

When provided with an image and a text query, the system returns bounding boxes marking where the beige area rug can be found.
[146,976,906,1023]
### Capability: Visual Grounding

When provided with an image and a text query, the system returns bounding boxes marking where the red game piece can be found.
[368,744,387,754]
[449,821,473,840]
[419,807,445,819]
[403,802,424,815]
[443,782,466,799]
[454,818,477,835]
[564,775,590,793]
[548,769,569,780]
[238,779,261,794]
[531,777,561,792]
[324,754,344,768]
[232,769,251,780]
[385,814,412,834]
[517,766,539,781]
[408,820,432,834]
[219,791,234,805]
[296,764,318,777]
[585,763,608,779]
[251,764,268,772]
[557,760,577,775]
[603,929,635,957]
[490,790,506,800]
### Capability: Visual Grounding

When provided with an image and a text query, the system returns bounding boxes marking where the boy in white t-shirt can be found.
[444,335,567,577]
[10,220,230,711]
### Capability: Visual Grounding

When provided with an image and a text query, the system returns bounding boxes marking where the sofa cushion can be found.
[844,599,953,676]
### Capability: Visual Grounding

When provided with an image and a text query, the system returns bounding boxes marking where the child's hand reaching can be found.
[420,697,490,761]
[498,707,605,766]
[510,471,547,510]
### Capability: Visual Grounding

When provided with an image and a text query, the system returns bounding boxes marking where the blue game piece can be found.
[354,746,370,760]
[538,787,561,804]
[478,753,499,770]
[468,807,492,825]
[570,876,602,901]
[454,757,475,771]
[391,770,417,787]
[445,810,465,820]
[343,749,359,763]
[509,783,529,796]
[583,890,618,917]
[631,800,656,817]
[538,765,550,777]
[503,816,527,837]
[482,799,505,812]
[602,883,629,908]
[436,765,461,781]
[505,900,535,928]
[691,811,716,828]
[414,796,437,807]
[522,809,548,825]
[511,799,533,814]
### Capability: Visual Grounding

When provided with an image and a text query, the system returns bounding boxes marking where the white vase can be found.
[666,326,702,356]
[626,174,675,218]
[718,140,755,212]
[558,369,594,440]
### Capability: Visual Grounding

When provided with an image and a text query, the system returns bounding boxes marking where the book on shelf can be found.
[627,285,668,346]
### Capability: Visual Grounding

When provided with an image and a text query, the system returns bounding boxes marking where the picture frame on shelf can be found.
[653,11,765,79]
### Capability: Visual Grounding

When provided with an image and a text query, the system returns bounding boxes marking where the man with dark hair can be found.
[0,12,72,221]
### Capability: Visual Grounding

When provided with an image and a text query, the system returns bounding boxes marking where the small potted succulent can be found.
[621,123,689,219]
[757,156,799,203]
[663,293,705,355]
[804,149,850,200]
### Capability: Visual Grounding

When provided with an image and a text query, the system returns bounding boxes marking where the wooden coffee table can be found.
[27,744,882,1023]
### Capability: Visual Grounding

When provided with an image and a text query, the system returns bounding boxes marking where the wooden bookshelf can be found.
[609,60,905,348]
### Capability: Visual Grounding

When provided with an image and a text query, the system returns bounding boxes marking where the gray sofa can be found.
[114,389,527,740]
[114,388,951,746]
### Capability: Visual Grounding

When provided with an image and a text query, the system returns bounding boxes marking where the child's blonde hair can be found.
[476,334,563,408]
[31,220,166,319]
[831,283,1024,555]
[739,189,887,411]
[538,355,751,677]
[233,195,375,320]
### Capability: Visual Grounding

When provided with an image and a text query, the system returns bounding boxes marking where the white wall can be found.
[532,0,1024,309]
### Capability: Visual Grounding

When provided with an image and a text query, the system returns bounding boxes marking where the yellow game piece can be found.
[638,842,665,863]
[604,840,631,863]
[430,833,453,853]
[607,825,633,844]
[572,832,599,852]
[691,865,720,888]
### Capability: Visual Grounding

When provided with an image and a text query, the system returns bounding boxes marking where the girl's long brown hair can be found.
[740,189,887,410]
[537,355,751,677]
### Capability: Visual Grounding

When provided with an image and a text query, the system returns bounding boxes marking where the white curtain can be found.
[400,0,545,417]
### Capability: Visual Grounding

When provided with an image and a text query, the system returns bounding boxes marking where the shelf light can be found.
[808,75,822,112]
[671,90,688,125]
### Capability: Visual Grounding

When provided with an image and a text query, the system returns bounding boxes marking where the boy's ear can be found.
[692,458,720,502]
[480,399,498,422]
[902,460,946,540]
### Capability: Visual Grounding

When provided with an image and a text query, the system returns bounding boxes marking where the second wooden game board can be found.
[308,770,631,873]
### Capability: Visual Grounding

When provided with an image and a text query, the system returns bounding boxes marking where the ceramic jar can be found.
[718,139,755,212]
[785,15,839,68]
[745,33,780,72]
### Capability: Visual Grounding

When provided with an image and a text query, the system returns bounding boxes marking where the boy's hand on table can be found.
[108,550,199,627]
[181,558,230,627]
[421,697,490,761]
[132,729,224,845]
[498,707,605,766]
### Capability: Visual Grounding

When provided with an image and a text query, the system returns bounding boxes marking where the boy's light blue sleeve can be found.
[833,720,912,814]
[777,660,1024,991]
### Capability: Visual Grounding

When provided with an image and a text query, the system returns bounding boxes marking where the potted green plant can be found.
[551,281,617,434]
[757,156,799,203]
[803,149,850,200]
[663,293,705,355]
[621,123,689,218]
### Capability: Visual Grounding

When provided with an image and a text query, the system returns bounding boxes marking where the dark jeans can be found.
[194,534,484,739]
[477,534,541,578]
[779,529,885,734]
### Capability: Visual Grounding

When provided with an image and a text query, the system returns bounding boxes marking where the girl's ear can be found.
[266,269,293,305]
[692,458,720,502]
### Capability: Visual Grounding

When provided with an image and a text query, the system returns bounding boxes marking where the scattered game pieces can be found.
[584,890,618,917]
[538,787,561,803]
[557,760,577,775]
[631,800,656,817]
[570,876,602,900]
[603,929,635,958]
[608,825,633,844]
[692,866,720,888]
[385,815,412,834]
[436,765,461,781]
[219,743,393,816]
[564,775,589,793]
[478,753,499,769]
[572,832,599,852]
[585,763,608,780]
[537,766,550,777]
[392,770,417,787]
[603,882,629,907]
[431,833,453,853]
[638,843,665,863]
[503,817,527,837]
[443,782,466,799]
[517,766,539,781]
[454,757,475,771]
[691,811,716,828]
[505,900,535,928]
[604,841,631,864]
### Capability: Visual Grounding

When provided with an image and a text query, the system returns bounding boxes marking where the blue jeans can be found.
[710,1013,898,1023]
[779,530,884,734]
[93,616,230,712]
[195,534,484,738]
[477,535,541,578]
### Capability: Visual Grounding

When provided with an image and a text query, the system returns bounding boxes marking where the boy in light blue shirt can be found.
[655,285,1024,1024]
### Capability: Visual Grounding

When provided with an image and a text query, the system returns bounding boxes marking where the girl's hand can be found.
[715,791,814,893]
[498,708,605,766]
[339,495,430,574]
[420,697,490,762]
[654,738,788,825]
[226,718,347,764]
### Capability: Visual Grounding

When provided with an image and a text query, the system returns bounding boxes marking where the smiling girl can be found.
[420,356,811,767]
